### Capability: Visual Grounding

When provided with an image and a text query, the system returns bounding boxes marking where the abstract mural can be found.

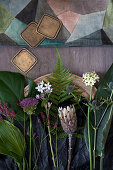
[0,0,113,46]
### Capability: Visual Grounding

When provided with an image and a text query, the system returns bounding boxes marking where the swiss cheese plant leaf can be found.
[0,120,26,166]
[0,71,25,122]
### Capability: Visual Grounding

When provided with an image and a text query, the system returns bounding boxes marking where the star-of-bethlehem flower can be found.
[19,97,38,115]
[82,71,99,86]
[58,105,77,135]
[35,81,53,100]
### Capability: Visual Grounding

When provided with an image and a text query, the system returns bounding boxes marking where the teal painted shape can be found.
[5,18,27,45]
[67,11,106,43]
[0,0,30,16]
[40,38,65,47]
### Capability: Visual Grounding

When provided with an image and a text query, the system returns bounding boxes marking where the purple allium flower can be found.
[40,112,45,119]
[19,97,38,115]
[53,122,58,129]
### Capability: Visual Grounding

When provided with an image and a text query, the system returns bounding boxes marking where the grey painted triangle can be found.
[0,33,18,46]
[66,30,102,46]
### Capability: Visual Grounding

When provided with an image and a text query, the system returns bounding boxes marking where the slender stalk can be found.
[29,115,32,170]
[48,125,56,167]
[67,134,72,170]
[23,112,26,170]
[23,158,25,170]
[56,126,59,170]
[93,128,96,169]
[88,86,93,170]
[100,156,104,170]
[46,108,56,167]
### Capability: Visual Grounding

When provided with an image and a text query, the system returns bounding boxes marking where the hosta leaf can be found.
[0,120,26,166]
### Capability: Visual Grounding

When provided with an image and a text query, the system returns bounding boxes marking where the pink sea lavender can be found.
[0,102,16,121]
[19,97,39,115]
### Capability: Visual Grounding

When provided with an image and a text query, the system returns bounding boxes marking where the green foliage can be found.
[26,76,37,98]
[0,120,26,167]
[47,49,82,139]
[0,71,25,122]
[84,63,113,157]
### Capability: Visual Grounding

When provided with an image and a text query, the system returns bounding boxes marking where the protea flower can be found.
[58,105,77,134]
[58,105,77,170]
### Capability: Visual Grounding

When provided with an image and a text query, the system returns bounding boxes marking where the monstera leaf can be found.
[0,120,26,168]
[0,71,25,121]
[84,64,113,158]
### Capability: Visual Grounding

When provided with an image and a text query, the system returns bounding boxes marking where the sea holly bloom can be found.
[82,71,99,87]
[19,97,38,115]
[58,105,77,134]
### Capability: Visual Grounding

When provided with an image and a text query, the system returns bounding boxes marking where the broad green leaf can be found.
[0,71,25,121]
[26,76,37,97]
[0,120,26,166]
[84,64,113,157]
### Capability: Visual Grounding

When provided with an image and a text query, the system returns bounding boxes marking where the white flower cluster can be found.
[82,71,99,86]
[35,81,52,94]
[58,105,75,122]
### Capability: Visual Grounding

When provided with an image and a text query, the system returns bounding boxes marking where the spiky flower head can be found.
[58,105,77,134]
[82,71,99,86]
[19,97,38,115]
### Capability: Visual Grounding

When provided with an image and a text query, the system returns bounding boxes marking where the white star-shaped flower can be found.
[35,85,45,93]
[45,82,52,90]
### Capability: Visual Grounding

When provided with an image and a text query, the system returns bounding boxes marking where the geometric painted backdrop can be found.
[0,0,113,47]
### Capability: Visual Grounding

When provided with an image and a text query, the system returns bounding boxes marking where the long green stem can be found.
[100,156,104,170]
[23,112,26,170]
[48,125,56,167]
[56,126,59,170]
[88,86,93,170]
[29,115,32,170]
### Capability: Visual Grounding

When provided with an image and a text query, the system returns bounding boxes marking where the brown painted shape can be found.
[21,22,45,48]
[11,48,37,73]
[46,0,71,16]
[58,11,80,33]
[70,0,109,15]
[37,14,62,39]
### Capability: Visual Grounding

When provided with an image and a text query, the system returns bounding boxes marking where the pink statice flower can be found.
[27,127,36,137]
[0,102,16,121]
[37,117,41,124]
[53,122,58,129]
[40,112,46,119]
[19,97,38,115]
[0,115,2,120]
